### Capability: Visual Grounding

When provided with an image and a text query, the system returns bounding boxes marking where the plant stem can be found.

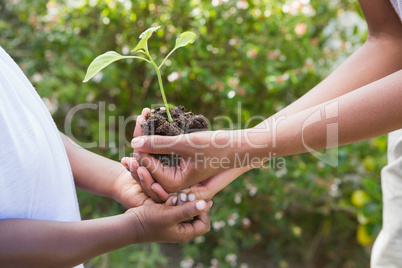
[158,48,177,69]
[123,56,151,63]
[149,60,173,122]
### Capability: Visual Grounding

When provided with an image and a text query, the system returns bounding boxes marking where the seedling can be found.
[83,25,196,122]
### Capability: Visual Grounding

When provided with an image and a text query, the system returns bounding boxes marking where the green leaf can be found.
[132,25,161,52]
[139,25,161,39]
[174,31,196,49]
[83,51,122,82]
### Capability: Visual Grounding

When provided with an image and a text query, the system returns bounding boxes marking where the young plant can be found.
[83,26,196,122]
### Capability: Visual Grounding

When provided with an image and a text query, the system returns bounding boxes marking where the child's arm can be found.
[0,200,210,268]
[60,133,163,206]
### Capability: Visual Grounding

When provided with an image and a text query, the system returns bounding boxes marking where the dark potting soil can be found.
[141,106,208,166]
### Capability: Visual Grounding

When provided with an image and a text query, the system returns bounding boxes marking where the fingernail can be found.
[136,115,144,124]
[188,194,196,202]
[160,107,166,111]
[151,184,158,194]
[138,173,144,182]
[172,196,177,205]
[196,201,206,211]
[210,201,213,208]
[131,137,144,148]
[180,193,187,202]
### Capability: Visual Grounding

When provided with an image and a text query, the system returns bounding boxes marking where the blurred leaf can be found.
[174,31,196,49]
[83,51,122,82]
[133,25,161,52]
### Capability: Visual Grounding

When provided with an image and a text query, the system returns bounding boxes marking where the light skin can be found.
[0,133,211,268]
[127,0,402,201]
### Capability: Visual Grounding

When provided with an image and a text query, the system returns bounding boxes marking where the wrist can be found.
[111,169,130,204]
[235,127,272,168]
[123,209,143,244]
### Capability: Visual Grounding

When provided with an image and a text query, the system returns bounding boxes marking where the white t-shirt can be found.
[370,2,402,267]
[0,46,82,256]
[391,0,402,20]
[371,129,402,267]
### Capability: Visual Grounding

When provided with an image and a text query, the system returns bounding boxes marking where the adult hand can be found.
[130,108,264,193]
[121,108,170,203]
[127,156,252,202]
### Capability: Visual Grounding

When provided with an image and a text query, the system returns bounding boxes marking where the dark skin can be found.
[0,134,211,267]
[128,0,402,201]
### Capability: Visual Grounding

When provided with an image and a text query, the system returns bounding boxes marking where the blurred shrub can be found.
[0,0,385,267]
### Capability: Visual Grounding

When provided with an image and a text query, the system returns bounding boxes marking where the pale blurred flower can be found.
[228,90,236,99]
[227,213,239,226]
[225,253,237,267]
[122,45,130,55]
[274,211,283,220]
[305,58,314,70]
[234,192,242,204]
[228,77,239,88]
[195,236,205,244]
[212,0,222,6]
[268,49,280,59]
[102,17,110,25]
[295,23,307,35]
[329,178,341,197]
[168,72,180,82]
[282,4,290,13]
[86,92,95,102]
[247,48,258,58]
[276,167,287,177]
[229,38,238,46]
[246,183,258,197]
[276,73,289,84]
[242,218,251,228]
[31,72,43,83]
[236,0,248,9]
[213,220,226,231]
[42,97,58,115]
[92,72,104,83]
[211,258,219,268]
[180,257,194,268]
[302,5,316,16]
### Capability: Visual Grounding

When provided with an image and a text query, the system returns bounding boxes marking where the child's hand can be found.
[125,199,211,243]
[112,164,157,207]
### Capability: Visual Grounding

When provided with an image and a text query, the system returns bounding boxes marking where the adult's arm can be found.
[270,0,402,118]
[132,68,402,192]
[130,0,402,195]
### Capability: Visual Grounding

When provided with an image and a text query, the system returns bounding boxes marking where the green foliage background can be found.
[0,0,386,267]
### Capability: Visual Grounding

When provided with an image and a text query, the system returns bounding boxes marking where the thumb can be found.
[131,135,189,156]
[169,200,207,223]
[190,166,251,200]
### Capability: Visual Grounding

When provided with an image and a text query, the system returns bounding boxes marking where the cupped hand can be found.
[111,169,156,208]
[130,109,254,193]
[126,156,252,202]
[125,199,212,243]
